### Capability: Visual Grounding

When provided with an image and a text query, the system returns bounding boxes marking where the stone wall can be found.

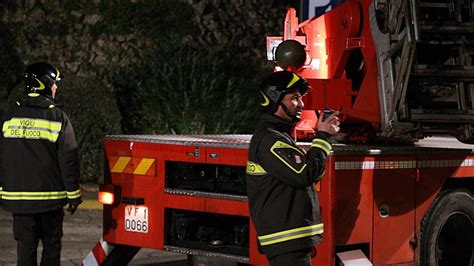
[1,0,286,87]
[1,0,151,85]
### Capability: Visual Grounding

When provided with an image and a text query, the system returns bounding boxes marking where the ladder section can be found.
[372,0,474,142]
[408,0,474,142]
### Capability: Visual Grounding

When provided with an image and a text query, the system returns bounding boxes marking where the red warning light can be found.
[98,191,114,205]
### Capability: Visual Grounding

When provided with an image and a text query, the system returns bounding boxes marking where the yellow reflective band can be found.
[34,78,45,90]
[258,223,324,246]
[133,158,155,175]
[3,118,62,131]
[56,69,60,80]
[246,161,267,175]
[287,73,300,88]
[311,143,331,155]
[3,129,59,142]
[270,141,307,173]
[66,189,82,199]
[1,190,67,200]
[260,91,270,106]
[0,186,3,199]
[111,157,131,173]
[312,139,332,155]
[2,118,62,142]
[27,93,40,97]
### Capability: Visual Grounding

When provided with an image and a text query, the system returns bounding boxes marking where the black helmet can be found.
[259,70,309,114]
[24,62,62,96]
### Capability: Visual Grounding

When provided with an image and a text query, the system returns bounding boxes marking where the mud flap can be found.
[82,238,141,266]
[82,238,115,265]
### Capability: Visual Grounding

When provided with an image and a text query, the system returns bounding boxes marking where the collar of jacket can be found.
[17,94,57,109]
[260,113,294,134]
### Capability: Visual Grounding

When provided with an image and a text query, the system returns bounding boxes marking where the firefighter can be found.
[246,70,339,265]
[0,62,82,266]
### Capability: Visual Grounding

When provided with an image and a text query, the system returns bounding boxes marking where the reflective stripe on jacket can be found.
[0,188,81,200]
[0,95,81,214]
[246,113,331,257]
[2,117,62,142]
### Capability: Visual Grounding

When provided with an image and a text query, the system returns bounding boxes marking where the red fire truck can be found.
[85,0,474,265]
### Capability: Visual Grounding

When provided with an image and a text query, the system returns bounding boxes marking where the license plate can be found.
[124,205,148,233]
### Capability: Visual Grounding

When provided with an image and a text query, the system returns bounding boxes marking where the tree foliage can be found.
[0,22,22,116]
[57,77,122,183]
[113,38,264,135]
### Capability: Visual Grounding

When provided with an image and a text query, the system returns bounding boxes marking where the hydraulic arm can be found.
[269,0,474,143]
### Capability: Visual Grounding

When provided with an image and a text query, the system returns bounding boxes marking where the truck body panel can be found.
[100,135,473,265]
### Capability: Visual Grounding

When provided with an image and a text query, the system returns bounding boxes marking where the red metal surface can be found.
[104,173,162,249]
[102,139,268,261]
[102,136,474,265]
[162,194,248,216]
[249,220,268,265]
[333,156,374,247]
[312,156,336,266]
[372,156,416,265]
[304,79,352,112]
[206,147,248,166]
[269,0,381,138]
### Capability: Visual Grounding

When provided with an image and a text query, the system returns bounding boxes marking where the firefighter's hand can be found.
[318,111,340,136]
[67,202,80,215]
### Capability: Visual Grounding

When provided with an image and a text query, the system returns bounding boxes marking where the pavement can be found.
[0,184,187,265]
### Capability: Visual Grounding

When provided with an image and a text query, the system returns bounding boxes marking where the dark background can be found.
[0,0,291,183]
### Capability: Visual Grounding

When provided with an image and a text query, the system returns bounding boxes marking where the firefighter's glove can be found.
[67,198,82,215]
[67,203,79,215]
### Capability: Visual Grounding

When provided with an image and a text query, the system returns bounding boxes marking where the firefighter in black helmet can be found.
[246,71,340,265]
[24,61,62,97]
[0,62,82,266]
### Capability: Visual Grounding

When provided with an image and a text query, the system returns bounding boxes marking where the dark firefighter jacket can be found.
[246,113,332,258]
[0,95,81,214]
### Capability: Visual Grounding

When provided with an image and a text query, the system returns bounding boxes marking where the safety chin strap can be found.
[280,102,301,123]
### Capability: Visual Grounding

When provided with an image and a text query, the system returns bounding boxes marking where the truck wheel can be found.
[420,189,474,266]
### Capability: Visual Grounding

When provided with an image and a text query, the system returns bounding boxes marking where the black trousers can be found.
[268,248,313,266]
[13,208,64,266]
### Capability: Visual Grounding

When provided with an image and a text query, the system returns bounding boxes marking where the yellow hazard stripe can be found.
[1,190,67,200]
[258,223,324,246]
[246,161,267,175]
[111,157,131,173]
[110,157,155,175]
[133,158,155,175]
